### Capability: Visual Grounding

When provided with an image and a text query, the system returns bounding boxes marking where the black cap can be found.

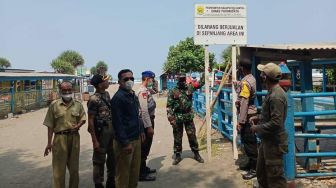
[91,74,110,87]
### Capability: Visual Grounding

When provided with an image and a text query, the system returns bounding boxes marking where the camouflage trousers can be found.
[92,125,115,187]
[257,141,287,188]
[172,120,199,154]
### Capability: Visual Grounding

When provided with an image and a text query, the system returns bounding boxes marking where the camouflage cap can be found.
[257,62,282,80]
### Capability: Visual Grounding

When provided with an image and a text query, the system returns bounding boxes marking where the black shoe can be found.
[139,174,156,181]
[239,164,251,171]
[95,183,104,188]
[145,166,157,174]
[242,169,257,180]
[172,153,182,165]
[193,151,204,163]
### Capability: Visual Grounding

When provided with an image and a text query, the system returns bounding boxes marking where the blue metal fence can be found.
[193,88,336,180]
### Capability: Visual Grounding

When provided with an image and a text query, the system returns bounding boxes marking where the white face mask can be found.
[125,80,134,90]
[61,93,73,101]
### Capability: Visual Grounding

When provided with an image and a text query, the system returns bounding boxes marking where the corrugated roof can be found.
[0,72,77,77]
[240,43,336,50]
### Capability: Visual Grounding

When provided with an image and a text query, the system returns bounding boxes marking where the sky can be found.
[1,0,336,79]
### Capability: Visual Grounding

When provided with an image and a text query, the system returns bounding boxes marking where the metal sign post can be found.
[204,45,212,160]
[231,45,238,159]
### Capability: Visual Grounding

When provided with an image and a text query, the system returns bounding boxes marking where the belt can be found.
[55,130,79,135]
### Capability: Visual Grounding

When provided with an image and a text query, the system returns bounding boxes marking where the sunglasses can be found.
[122,77,135,82]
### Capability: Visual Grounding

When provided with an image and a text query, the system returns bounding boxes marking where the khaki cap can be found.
[257,62,282,80]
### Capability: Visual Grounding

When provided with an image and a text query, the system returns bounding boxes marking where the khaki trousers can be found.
[114,139,141,188]
[52,134,80,188]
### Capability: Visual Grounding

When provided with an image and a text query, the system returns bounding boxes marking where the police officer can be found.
[87,74,115,188]
[43,81,86,188]
[251,62,288,188]
[137,71,157,181]
[233,58,258,179]
[147,71,158,94]
[167,73,204,165]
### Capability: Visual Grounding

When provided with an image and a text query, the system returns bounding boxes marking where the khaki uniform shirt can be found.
[43,99,86,133]
[256,85,288,141]
[137,85,156,128]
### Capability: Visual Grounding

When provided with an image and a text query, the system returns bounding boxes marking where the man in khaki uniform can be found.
[233,58,258,179]
[251,63,288,188]
[87,74,115,188]
[137,71,156,181]
[43,81,86,188]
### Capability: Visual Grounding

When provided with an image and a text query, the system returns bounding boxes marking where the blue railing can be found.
[193,88,336,180]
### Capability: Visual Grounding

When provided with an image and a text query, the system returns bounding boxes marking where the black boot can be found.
[145,166,157,174]
[239,163,251,171]
[95,183,104,188]
[172,153,182,165]
[242,169,257,180]
[139,173,156,181]
[193,151,204,163]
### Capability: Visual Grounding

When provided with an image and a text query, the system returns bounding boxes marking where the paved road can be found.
[0,85,247,188]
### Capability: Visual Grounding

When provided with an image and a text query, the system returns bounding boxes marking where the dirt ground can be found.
[0,84,251,188]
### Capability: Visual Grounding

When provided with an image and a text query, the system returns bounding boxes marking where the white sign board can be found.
[194,4,247,45]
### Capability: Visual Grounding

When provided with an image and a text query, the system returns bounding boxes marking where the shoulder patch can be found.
[239,81,250,98]
[141,92,148,99]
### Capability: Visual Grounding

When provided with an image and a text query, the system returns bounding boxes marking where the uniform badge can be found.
[142,92,148,99]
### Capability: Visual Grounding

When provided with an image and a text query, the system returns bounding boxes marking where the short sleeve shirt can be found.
[43,99,86,133]
[87,91,112,121]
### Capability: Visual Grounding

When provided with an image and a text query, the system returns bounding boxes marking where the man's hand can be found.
[93,140,100,151]
[146,127,154,138]
[72,123,81,130]
[140,133,146,143]
[251,124,258,133]
[123,144,133,155]
[168,116,176,126]
[249,116,259,126]
[237,123,241,132]
[44,144,52,156]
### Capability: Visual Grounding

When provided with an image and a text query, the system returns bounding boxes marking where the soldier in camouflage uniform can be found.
[251,63,288,188]
[166,73,204,165]
[137,71,157,181]
[87,74,115,188]
[233,58,258,180]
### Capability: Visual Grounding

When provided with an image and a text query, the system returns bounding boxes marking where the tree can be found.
[58,50,85,67]
[216,46,232,71]
[90,66,97,75]
[163,37,216,73]
[0,57,11,69]
[96,61,108,75]
[51,59,75,74]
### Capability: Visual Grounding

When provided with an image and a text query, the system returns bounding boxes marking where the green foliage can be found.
[214,46,232,71]
[90,66,98,75]
[58,50,85,67]
[326,68,336,85]
[163,37,216,73]
[51,59,75,74]
[96,61,108,74]
[0,57,11,69]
